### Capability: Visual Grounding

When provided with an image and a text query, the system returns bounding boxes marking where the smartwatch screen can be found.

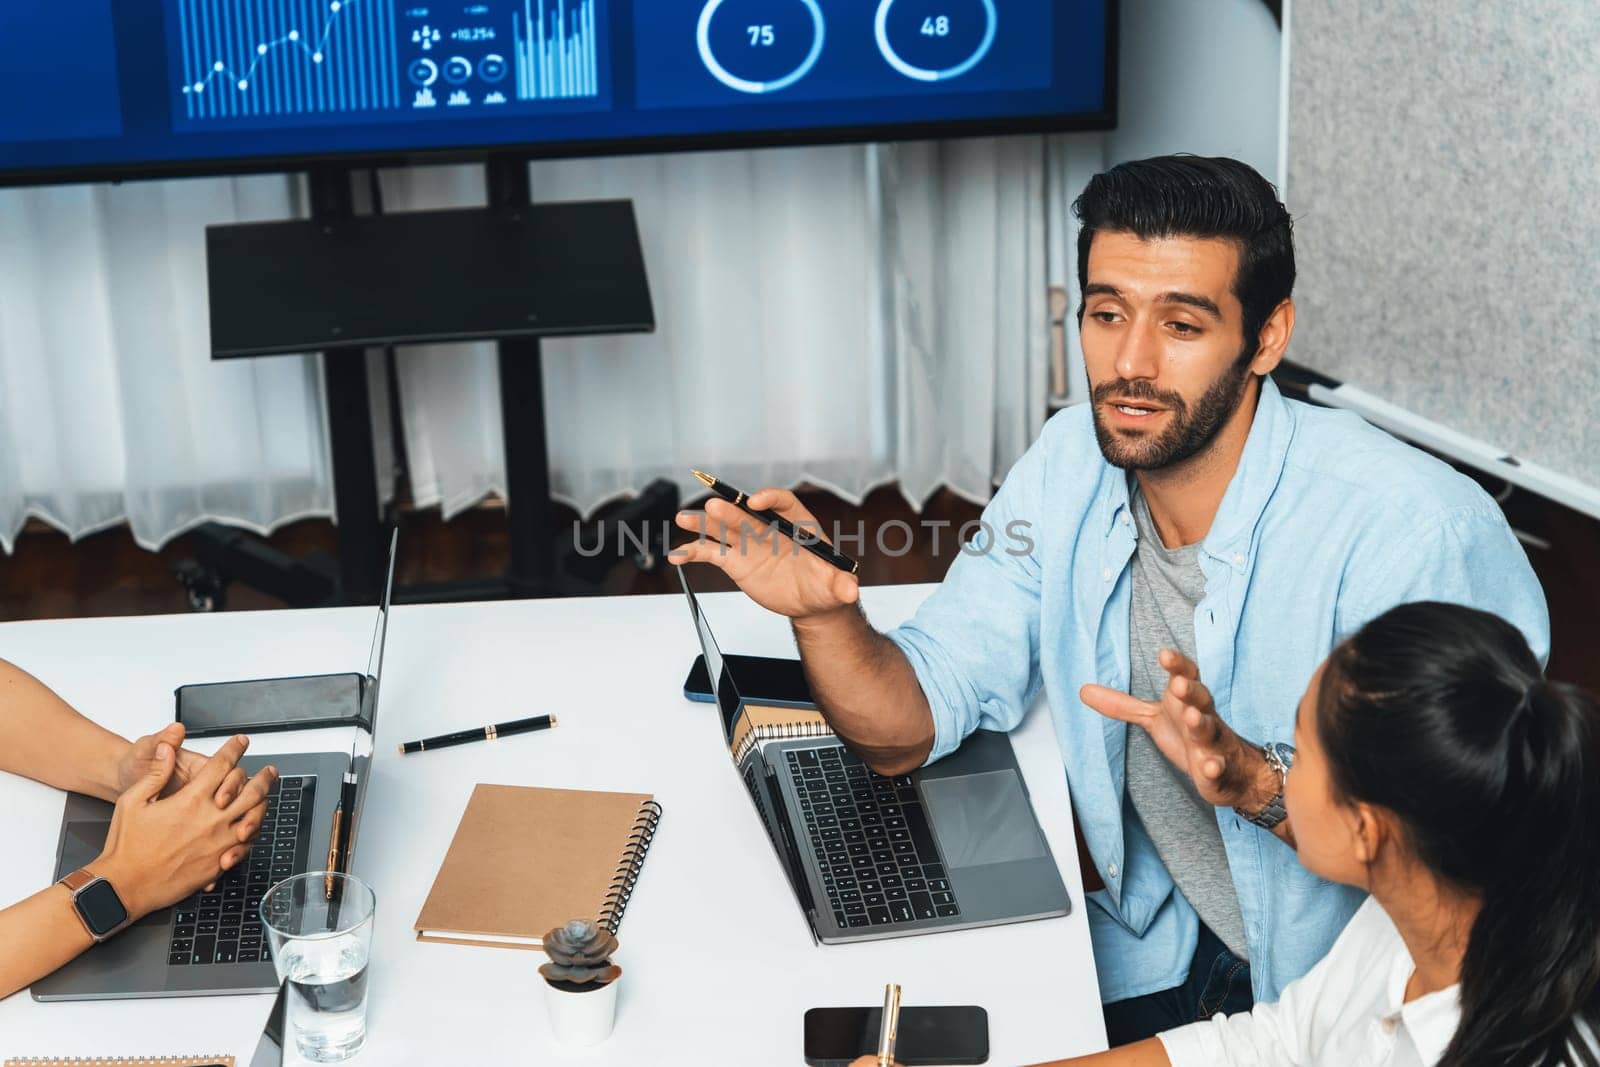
[76,878,129,937]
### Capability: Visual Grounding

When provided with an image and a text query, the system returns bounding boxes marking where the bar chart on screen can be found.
[514,0,600,100]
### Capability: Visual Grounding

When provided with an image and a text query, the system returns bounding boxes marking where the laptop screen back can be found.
[676,566,744,746]
[342,528,398,871]
[247,983,288,1066]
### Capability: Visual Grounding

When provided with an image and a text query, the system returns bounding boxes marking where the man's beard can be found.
[1089,351,1256,471]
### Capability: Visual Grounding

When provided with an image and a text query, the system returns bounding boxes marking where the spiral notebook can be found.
[414,783,661,949]
[729,703,832,767]
[5,1058,232,1066]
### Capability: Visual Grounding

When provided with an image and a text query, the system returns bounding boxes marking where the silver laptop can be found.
[34,531,397,1001]
[676,568,1070,944]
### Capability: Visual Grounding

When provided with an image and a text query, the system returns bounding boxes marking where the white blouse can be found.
[1159,897,1459,1067]
[1159,897,1598,1067]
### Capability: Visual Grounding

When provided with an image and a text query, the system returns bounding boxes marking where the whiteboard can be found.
[1285,0,1600,507]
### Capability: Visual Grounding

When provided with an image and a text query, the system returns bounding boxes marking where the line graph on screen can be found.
[176,0,399,119]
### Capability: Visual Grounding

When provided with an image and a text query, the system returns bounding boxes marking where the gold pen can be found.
[877,982,902,1067]
[324,808,343,899]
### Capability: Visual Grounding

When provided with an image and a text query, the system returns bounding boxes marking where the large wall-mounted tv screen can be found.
[0,0,1113,186]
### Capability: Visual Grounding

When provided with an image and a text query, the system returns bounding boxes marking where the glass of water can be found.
[261,872,376,1063]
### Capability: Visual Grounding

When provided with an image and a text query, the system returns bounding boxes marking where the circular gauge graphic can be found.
[479,54,508,83]
[407,58,439,86]
[697,0,826,95]
[443,56,474,85]
[875,0,997,82]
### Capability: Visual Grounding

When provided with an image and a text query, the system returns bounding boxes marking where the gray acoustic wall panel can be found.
[1287,2,1600,488]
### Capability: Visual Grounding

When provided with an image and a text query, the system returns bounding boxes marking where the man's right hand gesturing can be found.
[669,485,935,775]
[668,488,860,622]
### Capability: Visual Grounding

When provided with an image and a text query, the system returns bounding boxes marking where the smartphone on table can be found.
[682,653,814,709]
[175,674,370,738]
[803,1005,989,1066]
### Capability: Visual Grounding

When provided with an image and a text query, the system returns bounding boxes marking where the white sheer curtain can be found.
[0,139,1067,554]
[0,176,332,554]
[383,137,1057,522]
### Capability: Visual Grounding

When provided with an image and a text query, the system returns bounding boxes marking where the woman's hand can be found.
[110,722,225,802]
[93,734,276,920]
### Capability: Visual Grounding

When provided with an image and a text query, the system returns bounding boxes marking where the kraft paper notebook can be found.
[414,783,662,949]
[5,1058,233,1066]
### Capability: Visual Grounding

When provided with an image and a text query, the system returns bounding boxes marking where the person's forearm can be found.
[0,885,96,1000]
[792,605,935,776]
[1232,744,1296,848]
[1028,1037,1172,1067]
[0,659,128,801]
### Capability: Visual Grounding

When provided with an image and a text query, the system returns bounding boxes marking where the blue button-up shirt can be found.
[885,377,1550,1004]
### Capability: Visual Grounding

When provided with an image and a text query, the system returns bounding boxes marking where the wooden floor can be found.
[3,482,1596,694]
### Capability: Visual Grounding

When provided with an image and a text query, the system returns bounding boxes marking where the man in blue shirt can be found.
[668,155,1549,1045]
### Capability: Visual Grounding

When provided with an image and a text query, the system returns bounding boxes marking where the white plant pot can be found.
[543,973,621,1046]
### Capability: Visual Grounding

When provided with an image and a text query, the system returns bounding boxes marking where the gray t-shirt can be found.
[1125,487,1250,960]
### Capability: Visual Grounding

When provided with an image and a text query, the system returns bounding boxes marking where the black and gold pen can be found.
[690,469,860,576]
[398,714,557,755]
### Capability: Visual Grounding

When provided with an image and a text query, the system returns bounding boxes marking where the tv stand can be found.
[179,158,671,608]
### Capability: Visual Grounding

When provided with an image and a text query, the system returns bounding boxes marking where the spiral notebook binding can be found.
[731,718,833,768]
[596,799,663,934]
[4,1058,232,1066]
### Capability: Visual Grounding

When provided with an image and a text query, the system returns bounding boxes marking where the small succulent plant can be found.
[539,919,621,987]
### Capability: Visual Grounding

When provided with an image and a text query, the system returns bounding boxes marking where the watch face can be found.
[76,878,129,937]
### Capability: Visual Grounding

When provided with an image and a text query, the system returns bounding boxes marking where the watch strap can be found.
[58,867,98,894]
[1236,743,1291,830]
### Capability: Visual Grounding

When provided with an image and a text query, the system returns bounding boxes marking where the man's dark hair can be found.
[1073,155,1295,361]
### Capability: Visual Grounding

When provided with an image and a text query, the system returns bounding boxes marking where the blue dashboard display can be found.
[169,0,611,125]
[0,1,1112,185]
[638,0,1051,109]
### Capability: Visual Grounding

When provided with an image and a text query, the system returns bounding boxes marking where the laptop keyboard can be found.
[784,746,961,930]
[168,774,315,966]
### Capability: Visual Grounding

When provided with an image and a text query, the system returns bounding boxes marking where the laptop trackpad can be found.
[60,820,110,875]
[922,771,1048,870]
[61,821,171,926]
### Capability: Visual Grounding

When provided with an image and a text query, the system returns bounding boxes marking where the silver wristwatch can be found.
[1235,741,1294,830]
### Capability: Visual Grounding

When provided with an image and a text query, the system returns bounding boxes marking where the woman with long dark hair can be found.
[856,601,1600,1067]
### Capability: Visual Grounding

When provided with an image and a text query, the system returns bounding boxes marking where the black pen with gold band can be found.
[690,469,860,576]
[399,713,557,755]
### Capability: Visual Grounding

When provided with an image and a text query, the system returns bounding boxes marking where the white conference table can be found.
[0,584,1106,1065]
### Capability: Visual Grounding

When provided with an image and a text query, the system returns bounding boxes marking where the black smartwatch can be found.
[60,867,133,942]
